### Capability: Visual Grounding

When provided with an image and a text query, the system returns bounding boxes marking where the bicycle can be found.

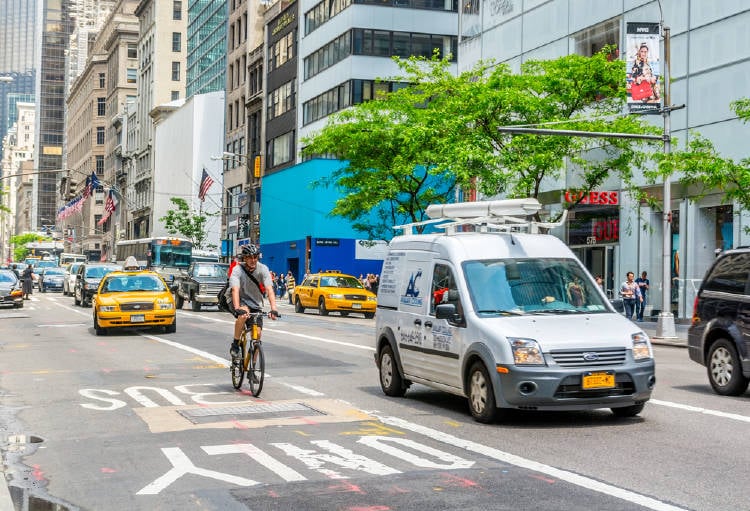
[230,310,277,396]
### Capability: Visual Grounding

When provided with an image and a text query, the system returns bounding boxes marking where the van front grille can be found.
[549,348,627,367]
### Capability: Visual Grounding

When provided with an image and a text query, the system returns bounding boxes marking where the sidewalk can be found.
[634,318,690,347]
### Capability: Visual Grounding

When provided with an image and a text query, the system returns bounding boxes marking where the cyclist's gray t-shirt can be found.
[228,262,273,311]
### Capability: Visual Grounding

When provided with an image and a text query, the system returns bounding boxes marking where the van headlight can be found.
[508,338,545,365]
[632,333,653,360]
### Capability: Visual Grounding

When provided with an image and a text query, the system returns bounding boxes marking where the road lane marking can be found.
[368,413,688,511]
[650,398,750,423]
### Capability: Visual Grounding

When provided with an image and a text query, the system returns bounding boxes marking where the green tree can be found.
[10,233,47,262]
[647,99,750,220]
[302,50,661,238]
[159,197,215,249]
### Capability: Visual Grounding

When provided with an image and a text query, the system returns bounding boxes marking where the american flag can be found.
[198,168,214,202]
[97,189,118,226]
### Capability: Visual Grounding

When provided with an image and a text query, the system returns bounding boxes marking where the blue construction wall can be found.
[259,159,386,282]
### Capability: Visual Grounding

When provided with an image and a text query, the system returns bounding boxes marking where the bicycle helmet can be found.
[241,244,259,257]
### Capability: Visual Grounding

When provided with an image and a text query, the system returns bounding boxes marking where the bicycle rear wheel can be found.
[231,341,246,389]
[248,342,265,397]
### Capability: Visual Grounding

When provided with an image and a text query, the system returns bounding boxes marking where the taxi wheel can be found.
[93,313,107,336]
[340,312,349,317]
[468,362,498,423]
[294,297,304,313]
[318,298,329,316]
[164,317,176,334]
[379,344,406,397]
[364,312,375,319]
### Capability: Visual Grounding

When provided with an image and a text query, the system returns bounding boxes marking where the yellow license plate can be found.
[582,371,615,389]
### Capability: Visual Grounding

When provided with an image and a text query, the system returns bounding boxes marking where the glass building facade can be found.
[33,0,73,229]
[0,0,38,162]
[186,0,227,98]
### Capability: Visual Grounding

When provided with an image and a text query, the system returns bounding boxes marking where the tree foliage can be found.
[159,197,215,249]
[302,49,662,239]
[10,233,48,262]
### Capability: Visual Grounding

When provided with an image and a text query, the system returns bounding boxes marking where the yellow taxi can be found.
[92,269,176,335]
[292,270,376,318]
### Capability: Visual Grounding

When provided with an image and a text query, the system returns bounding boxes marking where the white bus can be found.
[59,253,87,266]
[115,237,192,287]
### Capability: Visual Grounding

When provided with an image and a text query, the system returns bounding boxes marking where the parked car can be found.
[74,263,122,307]
[38,267,66,292]
[292,270,377,318]
[92,269,176,335]
[173,262,229,311]
[0,269,24,308]
[63,262,84,296]
[688,247,750,396]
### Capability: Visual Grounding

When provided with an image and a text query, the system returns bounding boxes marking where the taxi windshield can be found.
[102,275,166,293]
[320,275,363,288]
[463,258,609,315]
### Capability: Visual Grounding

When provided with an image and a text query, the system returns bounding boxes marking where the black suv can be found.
[74,263,122,307]
[688,248,750,396]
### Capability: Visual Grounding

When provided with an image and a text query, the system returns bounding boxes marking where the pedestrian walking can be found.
[285,271,296,304]
[620,271,642,320]
[21,264,34,299]
[635,271,650,321]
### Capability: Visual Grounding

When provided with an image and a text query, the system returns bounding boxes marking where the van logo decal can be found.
[582,352,599,361]
[400,270,424,307]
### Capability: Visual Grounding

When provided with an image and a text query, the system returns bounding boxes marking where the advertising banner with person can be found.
[626,22,662,114]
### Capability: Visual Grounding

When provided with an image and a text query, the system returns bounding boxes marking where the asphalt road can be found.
[1,293,749,511]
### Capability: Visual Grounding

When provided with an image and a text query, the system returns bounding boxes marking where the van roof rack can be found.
[394,198,567,235]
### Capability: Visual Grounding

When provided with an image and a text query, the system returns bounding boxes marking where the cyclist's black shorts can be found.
[243,309,263,329]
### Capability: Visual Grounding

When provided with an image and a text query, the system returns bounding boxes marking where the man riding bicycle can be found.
[229,244,279,358]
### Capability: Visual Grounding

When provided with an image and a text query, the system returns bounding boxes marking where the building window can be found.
[97,97,106,116]
[172,32,181,52]
[171,91,180,101]
[98,73,105,88]
[267,81,295,121]
[173,0,182,20]
[96,155,104,174]
[268,31,295,71]
[96,126,105,145]
[572,17,620,57]
[126,68,137,84]
[127,43,137,59]
[171,62,180,81]
[95,215,102,225]
[267,131,295,168]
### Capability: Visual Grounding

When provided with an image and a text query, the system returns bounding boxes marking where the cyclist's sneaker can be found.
[230,341,240,359]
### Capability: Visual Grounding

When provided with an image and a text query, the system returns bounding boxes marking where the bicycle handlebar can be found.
[232,309,281,319]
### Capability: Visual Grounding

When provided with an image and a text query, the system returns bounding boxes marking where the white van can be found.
[374,199,655,423]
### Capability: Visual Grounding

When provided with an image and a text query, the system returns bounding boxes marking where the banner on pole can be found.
[626,22,662,114]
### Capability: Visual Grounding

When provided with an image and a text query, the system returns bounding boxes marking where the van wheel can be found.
[295,297,305,313]
[379,345,406,397]
[707,339,750,396]
[318,298,329,316]
[611,403,645,417]
[468,362,498,423]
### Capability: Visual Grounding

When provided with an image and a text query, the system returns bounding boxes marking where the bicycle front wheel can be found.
[231,342,246,390]
[248,342,265,397]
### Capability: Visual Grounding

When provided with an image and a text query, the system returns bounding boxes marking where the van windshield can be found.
[462,258,609,315]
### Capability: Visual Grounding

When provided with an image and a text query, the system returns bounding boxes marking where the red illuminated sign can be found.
[564,190,619,205]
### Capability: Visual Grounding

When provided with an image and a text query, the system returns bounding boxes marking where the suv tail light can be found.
[691,295,700,325]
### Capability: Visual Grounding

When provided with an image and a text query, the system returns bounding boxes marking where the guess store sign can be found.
[564,190,619,205]
[566,191,620,245]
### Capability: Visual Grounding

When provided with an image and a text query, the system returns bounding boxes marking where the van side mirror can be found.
[435,303,459,321]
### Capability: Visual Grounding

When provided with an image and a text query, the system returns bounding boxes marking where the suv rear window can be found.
[703,253,750,295]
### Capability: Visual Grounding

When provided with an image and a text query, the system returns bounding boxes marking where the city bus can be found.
[115,237,192,288]
[191,248,220,263]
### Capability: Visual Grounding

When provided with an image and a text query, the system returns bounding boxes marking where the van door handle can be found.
[424,321,433,328]
[414,319,422,326]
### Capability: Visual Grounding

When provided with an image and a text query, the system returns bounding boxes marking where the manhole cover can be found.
[177,403,325,424]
